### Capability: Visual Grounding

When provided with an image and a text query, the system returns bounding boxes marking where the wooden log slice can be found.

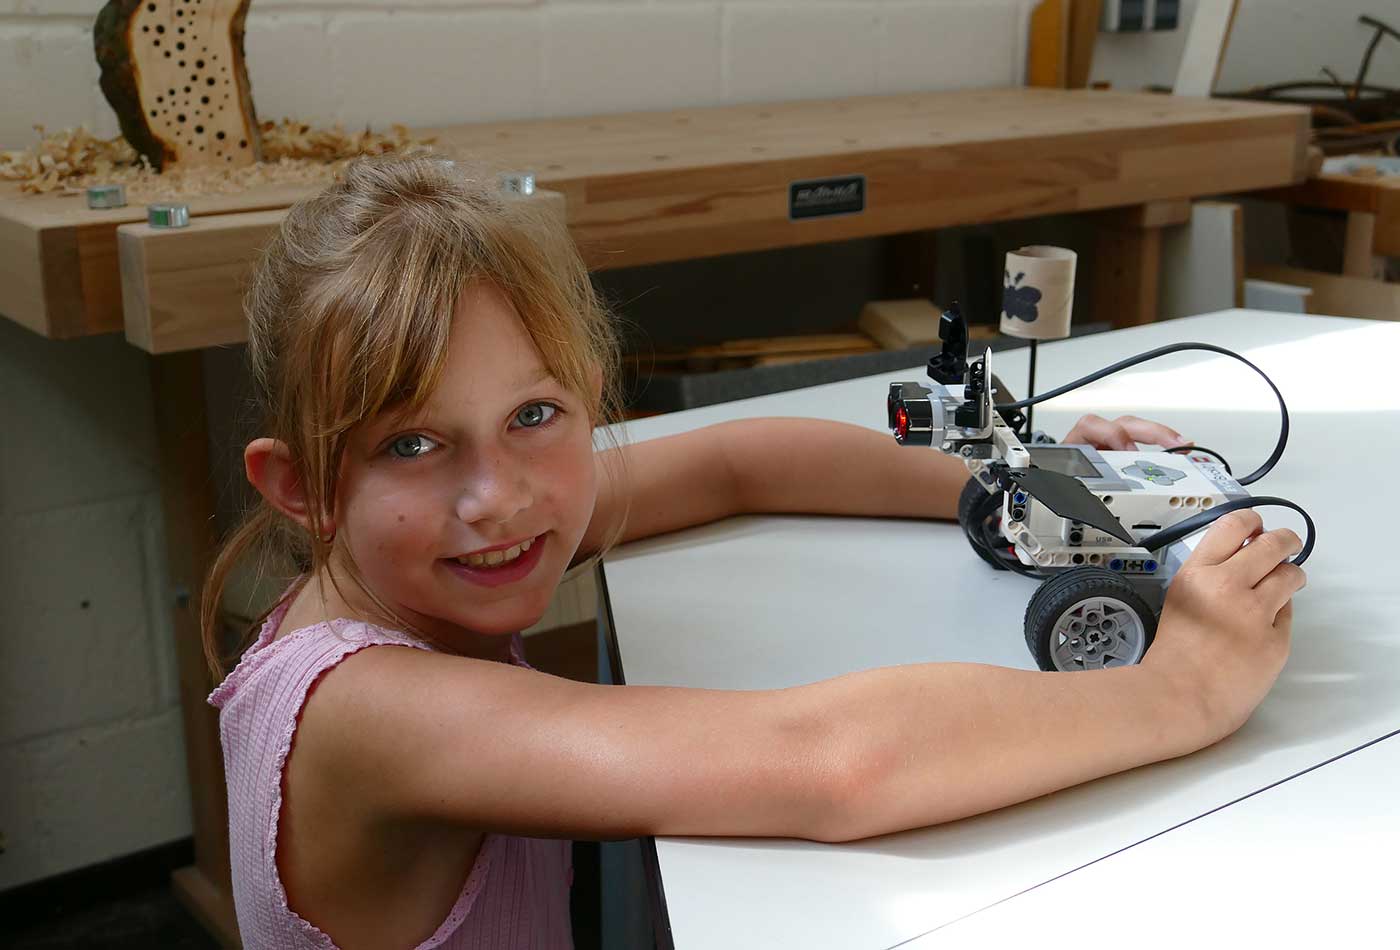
[95,0,261,172]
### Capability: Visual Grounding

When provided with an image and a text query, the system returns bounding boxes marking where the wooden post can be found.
[1092,200,1191,329]
[1343,211,1381,280]
[151,350,241,949]
[1066,0,1104,89]
[1027,0,1069,88]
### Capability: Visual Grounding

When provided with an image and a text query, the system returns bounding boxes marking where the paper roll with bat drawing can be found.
[1000,245,1076,341]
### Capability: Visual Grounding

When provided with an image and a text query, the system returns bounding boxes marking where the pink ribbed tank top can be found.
[208,588,574,949]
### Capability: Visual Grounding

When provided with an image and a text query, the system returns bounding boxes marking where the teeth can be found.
[455,536,536,569]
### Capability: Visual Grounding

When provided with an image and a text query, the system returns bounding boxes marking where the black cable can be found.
[1001,342,1288,486]
[1138,496,1316,566]
[1168,443,1233,474]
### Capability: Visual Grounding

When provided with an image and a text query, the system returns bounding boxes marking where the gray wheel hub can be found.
[1050,596,1147,671]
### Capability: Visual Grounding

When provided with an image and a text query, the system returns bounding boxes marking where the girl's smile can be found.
[439,530,549,588]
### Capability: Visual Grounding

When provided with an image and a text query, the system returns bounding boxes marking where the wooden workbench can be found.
[4,87,1307,351]
[0,86,1309,948]
[1259,169,1400,268]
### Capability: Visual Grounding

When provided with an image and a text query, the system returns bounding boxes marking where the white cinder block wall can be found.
[0,0,1035,893]
[1,0,1390,891]
[1,0,1035,148]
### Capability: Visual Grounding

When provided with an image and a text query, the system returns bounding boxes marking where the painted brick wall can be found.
[1,0,1034,149]
[0,318,190,891]
[0,0,1033,891]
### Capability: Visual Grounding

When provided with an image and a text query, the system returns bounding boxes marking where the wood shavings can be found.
[0,125,141,193]
[0,120,437,200]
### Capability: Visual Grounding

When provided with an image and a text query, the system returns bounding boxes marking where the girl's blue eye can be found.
[513,403,557,429]
[388,433,438,459]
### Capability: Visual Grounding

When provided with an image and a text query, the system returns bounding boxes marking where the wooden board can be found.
[95,0,260,171]
[627,333,879,370]
[1091,198,1195,328]
[1247,265,1400,321]
[1256,173,1400,258]
[1027,0,1069,88]
[151,352,241,949]
[117,190,566,353]
[0,88,1309,344]
[858,298,943,350]
[1173,0,1239,98]
[118,208,281,353]
[1066,0,1104,89]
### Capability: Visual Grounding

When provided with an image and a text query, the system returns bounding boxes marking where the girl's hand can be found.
[1142,509,1305,746]
[1062,413,1190,451]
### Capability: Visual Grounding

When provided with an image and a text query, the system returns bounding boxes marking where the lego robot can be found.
[886,307,1315,673]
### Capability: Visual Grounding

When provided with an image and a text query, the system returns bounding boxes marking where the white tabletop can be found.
[924,729,1400,947]
[601,311,1400,950]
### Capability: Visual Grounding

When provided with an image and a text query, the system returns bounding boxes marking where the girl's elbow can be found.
[797,725,888,844]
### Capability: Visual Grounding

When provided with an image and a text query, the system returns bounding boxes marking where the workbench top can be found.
[1,87,1308,346]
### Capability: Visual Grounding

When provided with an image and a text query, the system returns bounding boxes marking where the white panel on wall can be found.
[1,2,106,16]
[544,5,722,117]
[878,1,1024,94]
[0,20,100,148]
[725,3,880,103]
[243,12,338,128]
[332,10,544,127]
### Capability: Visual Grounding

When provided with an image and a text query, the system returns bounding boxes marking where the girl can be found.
[204,157,1305,950]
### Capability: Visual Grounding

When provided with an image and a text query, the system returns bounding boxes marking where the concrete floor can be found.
[4,881,218,950]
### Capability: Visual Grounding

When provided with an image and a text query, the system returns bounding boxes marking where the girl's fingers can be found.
[1113,415,1188,448]
[1230,527,1303,587]
[1064,414,1136,450]
[1189,509,1265,566]
[1063,414,1187,451]
[1254,561,1307,614]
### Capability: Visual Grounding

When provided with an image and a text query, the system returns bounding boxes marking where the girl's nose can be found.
[454,455,533,527]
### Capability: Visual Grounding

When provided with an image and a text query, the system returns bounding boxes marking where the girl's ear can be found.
[244,438,326,535]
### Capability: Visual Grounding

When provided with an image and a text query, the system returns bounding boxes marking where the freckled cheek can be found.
[343,478,446,558]
[531,447,597,526]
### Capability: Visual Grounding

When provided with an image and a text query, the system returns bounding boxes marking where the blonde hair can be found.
[201,156,626,678]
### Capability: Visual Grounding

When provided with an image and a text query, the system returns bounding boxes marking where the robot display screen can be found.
[1028,445,1100,477]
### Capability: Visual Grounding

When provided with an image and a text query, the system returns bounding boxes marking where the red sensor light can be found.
[895,405,909,439]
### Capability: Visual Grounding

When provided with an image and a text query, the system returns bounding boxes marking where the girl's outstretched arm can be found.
[299,636,1190,844]
[720,416,1185,521]
[577,418,966,561]
[577,415,1184,557]
[297,511,1301,843]
[720,418,969,521]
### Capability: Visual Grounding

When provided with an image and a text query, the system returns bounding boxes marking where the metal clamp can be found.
[147,203,190,228]
[86,184,127,209]
[499,171,536,196]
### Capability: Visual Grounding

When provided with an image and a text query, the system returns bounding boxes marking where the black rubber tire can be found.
[1023,567,1158,672]
[957,477,1009,571]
